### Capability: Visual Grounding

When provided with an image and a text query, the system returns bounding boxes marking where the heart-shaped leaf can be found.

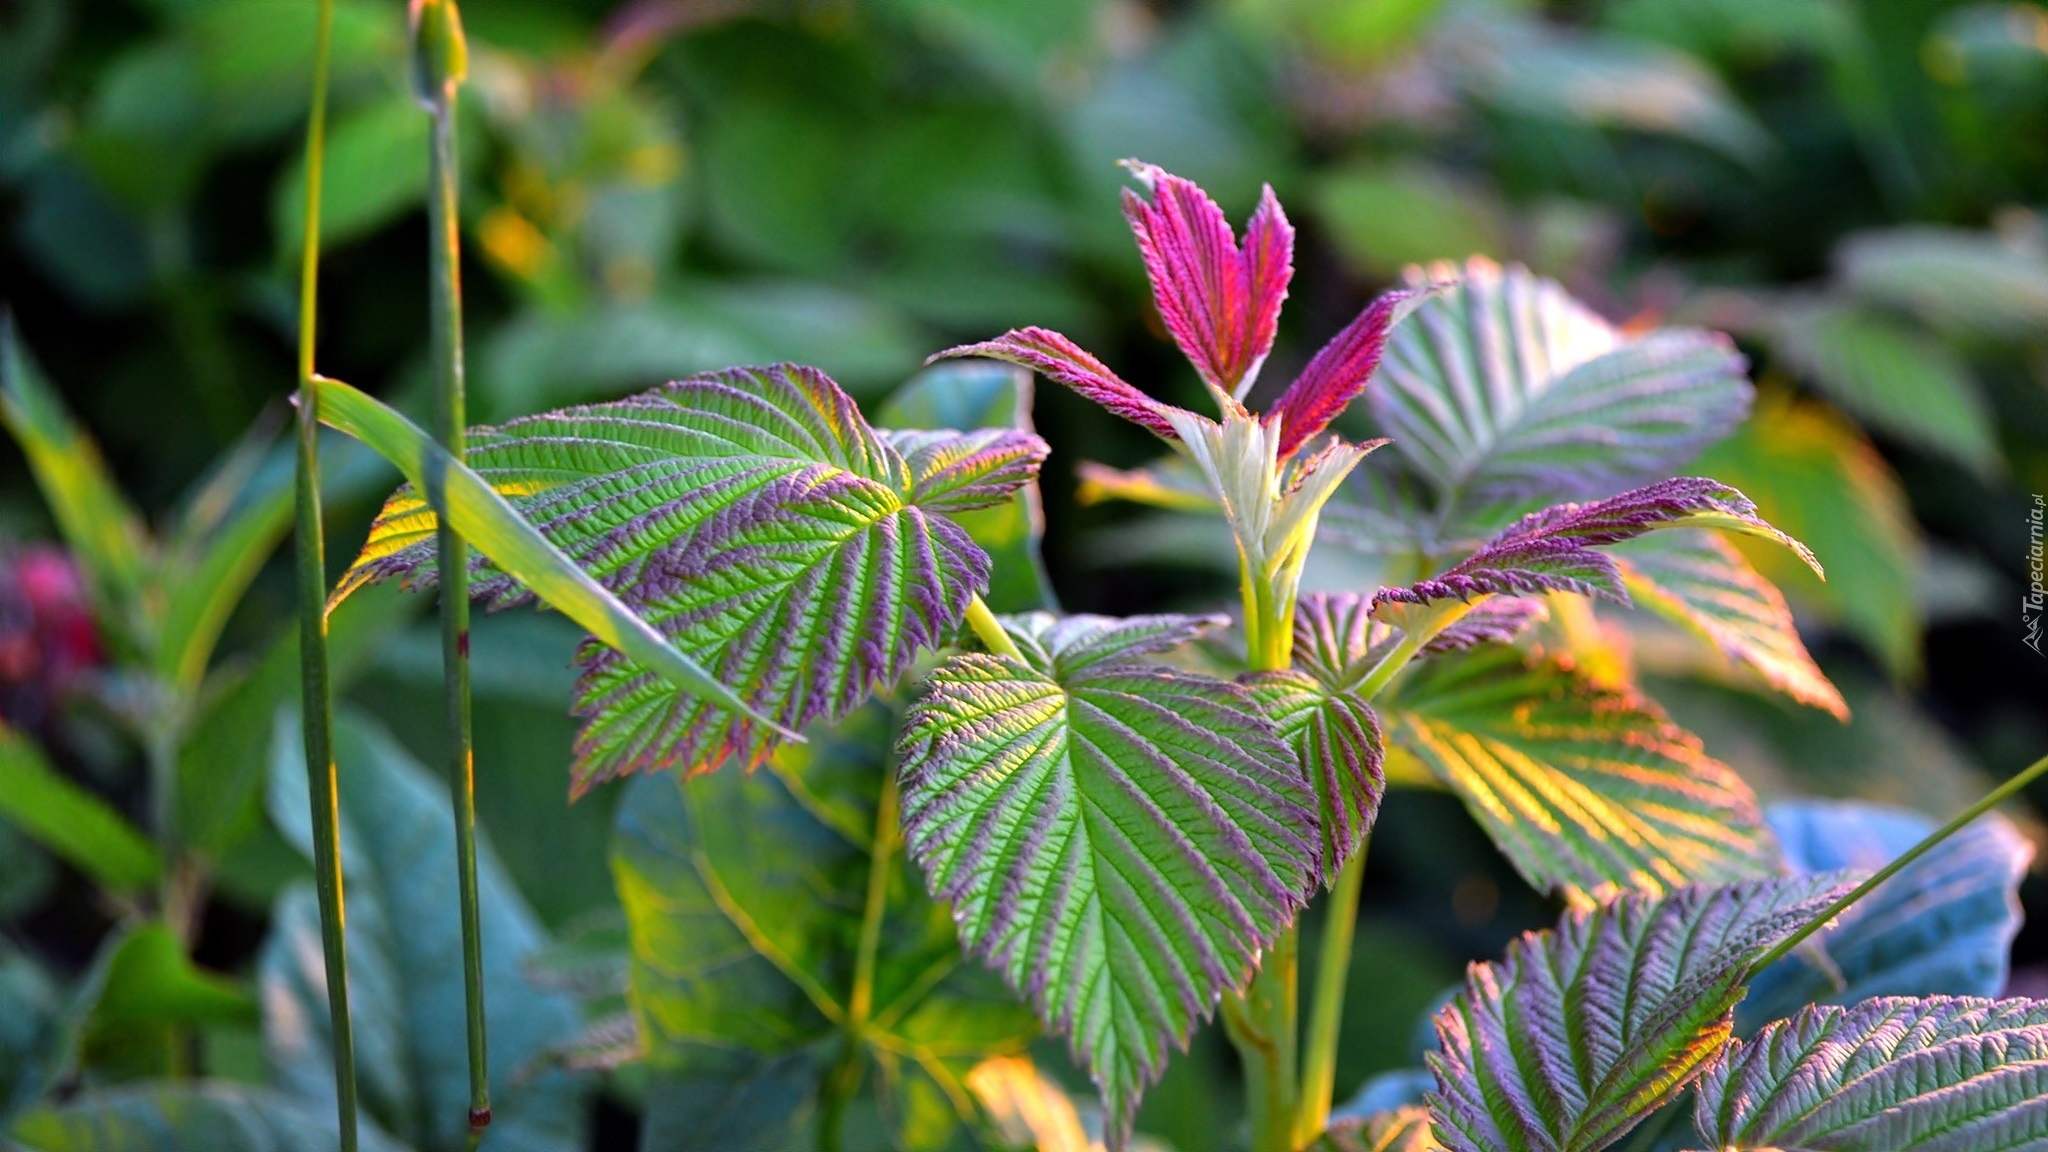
[1610,531,1846,718]
[339,363,1046,792]
[1695,996,2048,1151]
[896,613,1320,1146]
[1741,801,2032,1031]
[1367,258,1751,526]
[1429,874,1855,1152]
[1380,645,1778,899]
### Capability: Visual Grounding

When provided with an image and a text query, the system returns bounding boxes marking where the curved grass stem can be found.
[292,0,358,1146]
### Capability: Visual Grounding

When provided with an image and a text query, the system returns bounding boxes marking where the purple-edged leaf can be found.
[878,360,1058,613]
[1373,478,1820,612]
[930,327,1186,441]
[1241,669,1385,885]
[1696,996,2048,1152]
[1742,801,2033,1032]
[1611,531,1846,718]
[880,427,1050,513]
[1380,645,1779,899]
[992,611,1229,675]
[1269,288,1427,459]
[1420,598,1547,655]
[1120,160,1293,399]
[1292,592,1387,685]
[896,615,1319,1149]
[1429,874,1856,1152]
[341,363,1045,794]
[1369,257,1751,520]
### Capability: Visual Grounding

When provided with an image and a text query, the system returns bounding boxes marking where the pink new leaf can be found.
[1121,160,1294,399]
[929,327,1184,441]
[1269,288,1424,459]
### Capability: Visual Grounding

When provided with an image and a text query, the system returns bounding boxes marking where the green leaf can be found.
[330,366,1044,793]
[87,923,255,1032]
[0,722,161,895]
[637,1051,821,1152]
[877,359,1057,613]
[313,375,793,784]
[1380,645,1777,900]
[1695,996,2048,1151]
[1447,12,1773,164]
[0,317,152,617]
[8,1083,408,1152]
[1429,874,1856,1152]
[272,95,428,254]
[263,710,586,1152]
[1313,160,1508,281]
[1314,1106,1445,1152]
[1367,259,1752,532]
[176,578,414,862]
[1240,670,1383,886]
[1838,225,2048,342]
[1611,531,1847,718]
[896,612,1320,1144]
[1240,595,1393,883]
[1741,801,2032,1031]
[1695,393,1920,679]
[1766,299,2000,476]
[612,700,1034,1152]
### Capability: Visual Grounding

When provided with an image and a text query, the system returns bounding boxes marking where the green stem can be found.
[1229,556,1300,1151]
[1754,752,2048,972]
[1235,927,1299,1152]
[824,765,899,1149]
[293,0,357,1146]
[963,593,1023,660]
[423,55,490,1137]
[1295,838,1367,1145]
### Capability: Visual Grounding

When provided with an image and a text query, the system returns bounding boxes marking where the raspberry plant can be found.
[307,136,2048,1151]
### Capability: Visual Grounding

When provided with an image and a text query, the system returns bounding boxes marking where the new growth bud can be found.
[410,0,469,110]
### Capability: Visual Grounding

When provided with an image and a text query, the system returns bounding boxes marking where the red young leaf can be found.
[1270,289,1424,458]
[930,327,1184,441]
[1121,160,1294,399]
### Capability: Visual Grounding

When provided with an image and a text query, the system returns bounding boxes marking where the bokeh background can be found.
[2,0,2047,1147]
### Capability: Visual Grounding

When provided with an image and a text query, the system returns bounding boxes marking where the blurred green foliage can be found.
[2,0,2048,1148]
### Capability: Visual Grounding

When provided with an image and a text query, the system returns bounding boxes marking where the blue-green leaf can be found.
[264,710,585,1152]
[1741,800,2032,1032]
[8,1084,408,1152]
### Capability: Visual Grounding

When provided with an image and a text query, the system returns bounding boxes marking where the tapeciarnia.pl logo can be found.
[2028,493,2045,656]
